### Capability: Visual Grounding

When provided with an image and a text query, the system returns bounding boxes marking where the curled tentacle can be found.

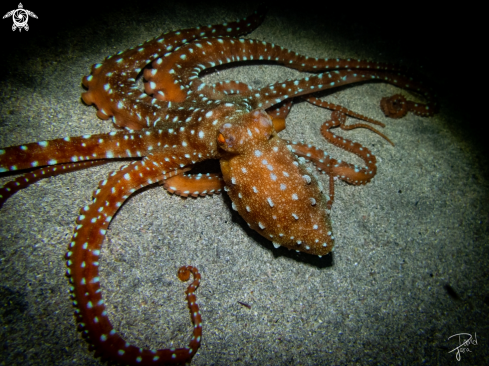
[67,155,202,365]
[304,96,394,146]
[380,94,409,118]
[289,95,397,209]
[81,8,267,129]
[381,92,438,118]
[291,114,379,187]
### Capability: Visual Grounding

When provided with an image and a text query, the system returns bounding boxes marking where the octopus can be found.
[0,6,437,365]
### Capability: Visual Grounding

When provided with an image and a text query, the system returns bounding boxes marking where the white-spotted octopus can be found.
[0,7,437,365]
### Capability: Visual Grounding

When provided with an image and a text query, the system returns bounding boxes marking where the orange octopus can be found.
[0,7,436,365]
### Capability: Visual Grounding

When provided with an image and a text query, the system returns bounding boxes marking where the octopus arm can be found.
[303,96,386,127]
[255,69,436,112]
[214,80,253,96]
[67,156,202,365]
[0,129,202,208]
[0,130,180,174]
[81,8,267,129]
[0,161,108,208]
[145,37,435,115]
[163,173,224,197]
[147,37,405,90]
[288,97,400,208]
[380,93,438,118]
[305,96,393,145]
[266,100,293,132]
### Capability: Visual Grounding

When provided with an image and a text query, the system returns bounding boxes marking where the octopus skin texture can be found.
[0,6,437,365]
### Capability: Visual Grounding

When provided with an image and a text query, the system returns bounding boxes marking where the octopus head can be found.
[217,110,274,153]
[218,110,334,256]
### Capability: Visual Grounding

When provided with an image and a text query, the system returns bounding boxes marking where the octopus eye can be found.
[217,132,236,150]
[217,133,226,145]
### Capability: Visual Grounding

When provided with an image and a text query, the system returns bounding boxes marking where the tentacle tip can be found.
[81,91,94,106]
[81,76,91,89]
[96,109,110,120]
[380,94,408,119]
[178,266,191,281]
